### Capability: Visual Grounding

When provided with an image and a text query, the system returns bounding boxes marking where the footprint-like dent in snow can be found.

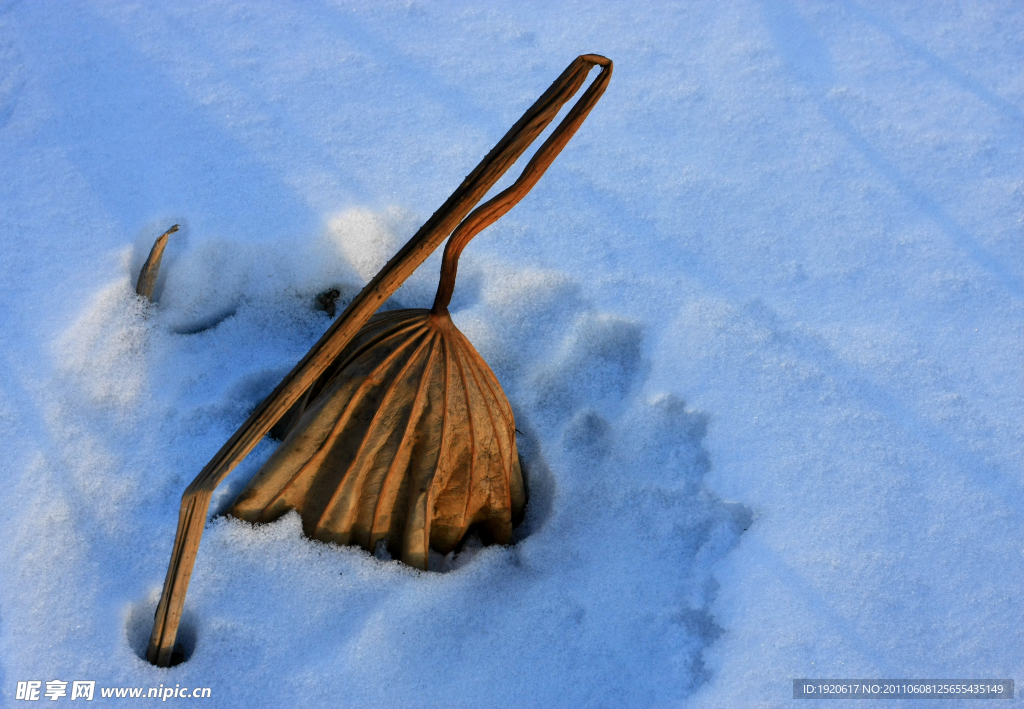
[530,312,646,421]
[561,408,612,461]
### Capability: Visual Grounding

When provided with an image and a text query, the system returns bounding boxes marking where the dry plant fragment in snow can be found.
[147,55,613,667]
[134,224,178,301]
[230,308,526,570]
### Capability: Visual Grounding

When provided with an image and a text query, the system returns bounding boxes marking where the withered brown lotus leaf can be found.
[146,54,611,667]
[230,309,525,569]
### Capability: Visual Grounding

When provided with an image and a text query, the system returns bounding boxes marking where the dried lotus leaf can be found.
[230,309,525,569]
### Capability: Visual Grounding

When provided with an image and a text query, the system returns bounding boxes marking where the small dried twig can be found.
[135,225,179,301]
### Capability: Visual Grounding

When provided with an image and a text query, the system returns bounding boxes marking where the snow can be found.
[1,1,1021,706]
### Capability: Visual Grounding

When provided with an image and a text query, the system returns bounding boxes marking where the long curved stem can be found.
[146,54,612,667]
[432,55,612,314]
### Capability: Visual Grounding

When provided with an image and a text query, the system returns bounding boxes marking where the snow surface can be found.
[1,1,1022,707]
